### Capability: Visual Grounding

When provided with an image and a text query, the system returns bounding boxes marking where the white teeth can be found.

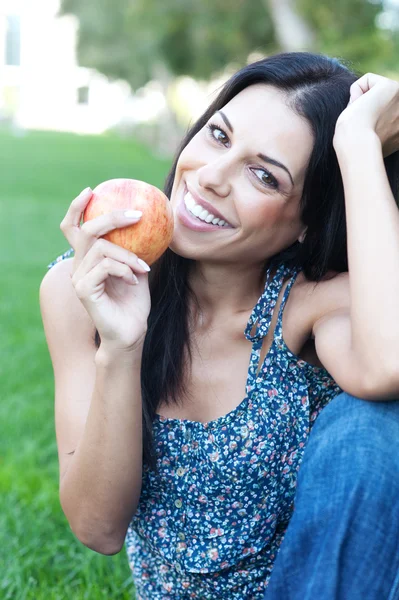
[185,192,196,209]
[192,205,203,217]
[184,191,230,227]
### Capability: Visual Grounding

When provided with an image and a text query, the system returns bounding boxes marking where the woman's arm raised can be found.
[312,74,399,398]
[40,187,152,555]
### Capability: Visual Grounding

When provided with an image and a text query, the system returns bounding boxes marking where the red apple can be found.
[83,178,174,265]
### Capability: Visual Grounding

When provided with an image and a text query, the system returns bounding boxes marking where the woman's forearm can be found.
[334,127,399,379]
[59,344,144,555]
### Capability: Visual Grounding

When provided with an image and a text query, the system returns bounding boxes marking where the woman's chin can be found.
[167,238,201,261]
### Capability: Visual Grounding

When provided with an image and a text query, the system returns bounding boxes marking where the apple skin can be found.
[83,178,174,265]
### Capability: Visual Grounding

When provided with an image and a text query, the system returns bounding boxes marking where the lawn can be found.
[0,128,171,599]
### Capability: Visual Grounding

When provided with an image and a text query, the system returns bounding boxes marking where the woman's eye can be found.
[251,168,279,189]
[207,124,229,146]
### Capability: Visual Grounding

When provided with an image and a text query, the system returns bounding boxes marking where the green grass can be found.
[0,128,171,599]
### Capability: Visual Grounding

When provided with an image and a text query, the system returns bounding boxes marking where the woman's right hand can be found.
[60,187,152,352]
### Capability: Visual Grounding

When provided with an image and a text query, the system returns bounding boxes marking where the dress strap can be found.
[273,268,300,342]
[47,247,74,270]
[245,262,290,345]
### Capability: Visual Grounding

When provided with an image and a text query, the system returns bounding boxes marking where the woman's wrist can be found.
[95,338,145,368]
[333,124,381,157]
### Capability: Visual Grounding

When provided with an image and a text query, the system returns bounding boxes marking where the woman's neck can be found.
[188,260,268,326]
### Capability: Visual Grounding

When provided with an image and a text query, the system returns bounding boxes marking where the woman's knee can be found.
[309,391,399,449]
[299,392,399,491]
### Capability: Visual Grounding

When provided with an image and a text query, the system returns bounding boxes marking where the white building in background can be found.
[0,0,166,134]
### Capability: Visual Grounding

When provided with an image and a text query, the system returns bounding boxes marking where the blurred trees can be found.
[265,0,316,51]
[298,0,398,73]
[59,0,276,90]
[59,0,397,154]
[60,0,397,90]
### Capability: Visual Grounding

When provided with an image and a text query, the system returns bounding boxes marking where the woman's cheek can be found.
[241,195,282,226]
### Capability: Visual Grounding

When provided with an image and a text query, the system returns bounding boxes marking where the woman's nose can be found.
[197,156,232,198]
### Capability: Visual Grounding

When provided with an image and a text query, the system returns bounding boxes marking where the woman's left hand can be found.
[334,73,399,157]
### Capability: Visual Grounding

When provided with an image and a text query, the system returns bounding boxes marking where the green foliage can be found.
[155,0,276,79]
[60,0,398,89]
[0,128,170,598]
[60,0,276,88]
[60,0,151,88]
[297,0,399,73]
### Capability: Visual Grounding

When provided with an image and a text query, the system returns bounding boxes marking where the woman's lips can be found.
[176,185,234,232]
[187,185,231,225]
[177,196,224,232]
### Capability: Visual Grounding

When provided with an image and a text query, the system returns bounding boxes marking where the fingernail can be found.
[125,210,142,218]
[81,187,92,196]
[137,258,151,272]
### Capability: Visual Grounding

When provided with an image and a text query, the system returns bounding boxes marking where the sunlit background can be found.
[0,1,398,598]
[1,0,398,154]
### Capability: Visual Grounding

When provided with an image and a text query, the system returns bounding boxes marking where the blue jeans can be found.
[264,392,399,600]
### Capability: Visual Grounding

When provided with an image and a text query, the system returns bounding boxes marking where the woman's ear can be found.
[298,228,307,244]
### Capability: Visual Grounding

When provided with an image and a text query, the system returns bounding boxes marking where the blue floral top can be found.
[48,250,342,600]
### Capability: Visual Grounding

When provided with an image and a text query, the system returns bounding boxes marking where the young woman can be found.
[41,52,399,599]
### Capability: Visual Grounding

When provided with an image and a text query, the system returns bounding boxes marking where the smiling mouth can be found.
[184,191,232,228]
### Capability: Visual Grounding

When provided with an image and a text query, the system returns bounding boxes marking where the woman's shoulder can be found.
[292,268,350,336]
[41,256,74,298]
[295,268,349,297]
[41,250,88,329]
[40,255,96,353]
[276,268,349,369]
[42,248,75,298]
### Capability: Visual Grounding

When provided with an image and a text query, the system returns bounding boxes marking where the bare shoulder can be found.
[289,269,350,337]
[41,255,74,289]
[41,256,77,293]
[296,268,349,304]
[40,257,97,356]
[41,258,88,318]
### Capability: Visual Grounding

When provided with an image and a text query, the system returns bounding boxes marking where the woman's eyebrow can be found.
[218,110,234,132]
[218,110,295,187]
[257,153,295,187]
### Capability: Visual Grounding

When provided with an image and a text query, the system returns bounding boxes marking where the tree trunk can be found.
[150,60,183,157]
[264,0,315,51]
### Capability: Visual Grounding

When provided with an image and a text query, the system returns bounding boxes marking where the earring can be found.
[298,233,306,244]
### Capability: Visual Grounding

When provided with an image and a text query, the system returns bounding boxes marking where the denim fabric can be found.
[264,391,399,600]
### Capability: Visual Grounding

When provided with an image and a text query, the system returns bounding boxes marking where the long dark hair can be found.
[95,52,399,468]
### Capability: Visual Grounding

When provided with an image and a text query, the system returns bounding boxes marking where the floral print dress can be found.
[48,251,342,600]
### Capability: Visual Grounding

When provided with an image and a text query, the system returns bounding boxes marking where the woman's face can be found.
[169,84,314,265]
